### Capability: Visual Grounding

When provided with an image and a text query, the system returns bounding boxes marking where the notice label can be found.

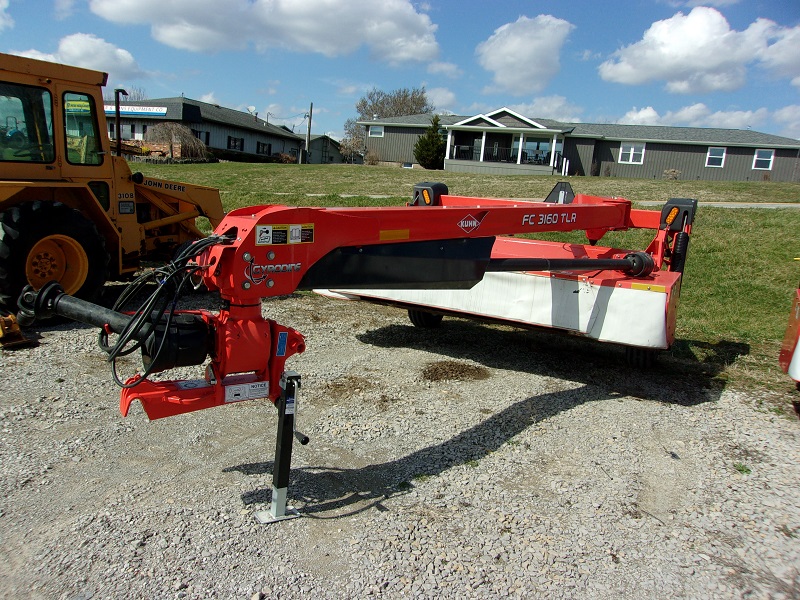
[224,380,270,403]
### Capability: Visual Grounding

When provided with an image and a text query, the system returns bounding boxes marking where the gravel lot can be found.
[1,290,799,599]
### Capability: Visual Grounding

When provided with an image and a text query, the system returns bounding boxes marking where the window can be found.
[256,141,272,155]
[63,92,103,165]
[0,82,55,163]
[227,136,244,151]
[705,147,726,168]
[619,142,645,164]
[368,125,384,138]
[752,149,774,170]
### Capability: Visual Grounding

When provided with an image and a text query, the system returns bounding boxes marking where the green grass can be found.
[133,162,800,206]
[135,163,800,406]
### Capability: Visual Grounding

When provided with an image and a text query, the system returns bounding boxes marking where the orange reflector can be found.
[379,229,410,241]
[665,206,679,226]
[422,189,432,205]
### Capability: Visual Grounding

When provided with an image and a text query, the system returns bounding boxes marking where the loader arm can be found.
[132,172,225,230]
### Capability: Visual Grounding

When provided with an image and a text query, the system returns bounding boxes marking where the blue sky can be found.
[1,0,799,139]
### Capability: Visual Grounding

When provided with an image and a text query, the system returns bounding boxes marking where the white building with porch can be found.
[359,107,571,175]
[444,108,569,175]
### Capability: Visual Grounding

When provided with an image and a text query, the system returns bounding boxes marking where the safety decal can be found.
[256,224,315,245]
[224,380,270,402]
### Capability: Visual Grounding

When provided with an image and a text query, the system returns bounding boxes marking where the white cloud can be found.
[759,24,800,89]
[54,0,76,19]
[199,92,219,104]
[426,87,456,111]
[262,104,285,123]
[337,84,359,96]
[427,61,462,79]
[619,103,769,129]
[599,7,774,93]
[88,0,439,65]
[619,106,662,125]
[10,33,148,81]
[0,0,13,31]
[476,15,574,95]
[509,95,584,122]
[772,105,800,139]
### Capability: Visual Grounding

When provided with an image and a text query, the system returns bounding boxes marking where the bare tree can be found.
[340,87,434,162]
[338,128,363,163]
[340,117,365,161]
[145,122,207,158]
[355,87,434,120]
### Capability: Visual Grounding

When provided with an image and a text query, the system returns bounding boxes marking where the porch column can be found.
[550,134,557,167]
[480,131,486,162]
[446,130,452,160]
[517,133,525,165]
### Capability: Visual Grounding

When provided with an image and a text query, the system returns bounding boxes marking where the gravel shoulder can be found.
[1,291,799,599]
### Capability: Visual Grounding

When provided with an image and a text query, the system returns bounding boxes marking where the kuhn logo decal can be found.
[458,211,487,233]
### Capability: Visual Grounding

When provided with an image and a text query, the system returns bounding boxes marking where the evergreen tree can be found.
[413,115,445,170]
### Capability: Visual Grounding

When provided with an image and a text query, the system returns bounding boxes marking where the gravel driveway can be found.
[1,290,799,599]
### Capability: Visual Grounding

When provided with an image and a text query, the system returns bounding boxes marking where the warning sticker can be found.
[255,224,314,246]
[224,380,270,403]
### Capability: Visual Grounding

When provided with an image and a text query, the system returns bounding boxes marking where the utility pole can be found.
[304,102,313,164]
[296,103,313,165]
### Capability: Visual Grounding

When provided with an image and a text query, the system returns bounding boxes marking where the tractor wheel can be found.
[0,201,109,312]
[625,346,658,369]
[408,309,444,329]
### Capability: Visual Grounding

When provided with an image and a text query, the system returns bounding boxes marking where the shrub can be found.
[365,150,380,165]
[413,115,445,170]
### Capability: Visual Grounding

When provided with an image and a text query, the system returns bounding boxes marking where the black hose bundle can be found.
[99,235,228,387]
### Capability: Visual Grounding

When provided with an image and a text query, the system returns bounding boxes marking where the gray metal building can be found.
[307,134,345,164]
[105,97,303,161]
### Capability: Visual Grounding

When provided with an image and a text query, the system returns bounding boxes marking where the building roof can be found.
[568,122,800,148]
[358,111,800,149]
[310,134,340,148]
[113,97,303,140]
[358,113,466,127]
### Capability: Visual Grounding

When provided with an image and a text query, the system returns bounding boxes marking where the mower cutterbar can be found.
[19,181,696,522]
[319,182,697,367]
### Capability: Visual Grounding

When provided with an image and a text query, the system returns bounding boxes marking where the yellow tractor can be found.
[0,52,224,317]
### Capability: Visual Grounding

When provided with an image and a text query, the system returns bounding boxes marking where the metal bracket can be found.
[254,371,302,524]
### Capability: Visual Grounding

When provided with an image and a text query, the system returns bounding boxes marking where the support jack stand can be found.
[254,371,303,524]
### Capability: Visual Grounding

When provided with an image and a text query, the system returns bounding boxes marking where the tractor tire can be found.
[0,201,109,312]
[408,309,444,329]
